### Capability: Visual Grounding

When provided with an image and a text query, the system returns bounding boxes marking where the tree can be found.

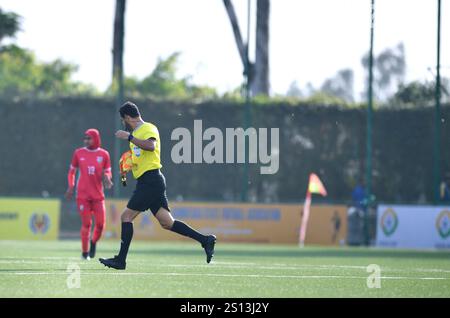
[223,0,270,97]
[114,52,217,101]
[390,78,450,107]
[362,42,406,101]
[0,8,21,45]
[0,46,36,96]
[140,52,188,98]
[0,45,93,98]
[112,0,127,198]
[112,0,126,97]
[320,69,354,103]
[286,81,303,98]
[39,59,79,94]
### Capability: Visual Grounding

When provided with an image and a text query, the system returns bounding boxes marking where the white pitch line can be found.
[0,271,449,281]
[0,257,80,260]
[165,263,369,271]
[160,263,450,274]
[0,260,75,264]
[2,260,450,275]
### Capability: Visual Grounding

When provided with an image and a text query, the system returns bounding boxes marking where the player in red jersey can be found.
[65,129,113,260]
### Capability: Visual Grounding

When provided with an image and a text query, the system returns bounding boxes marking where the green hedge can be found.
[1,97,449,204]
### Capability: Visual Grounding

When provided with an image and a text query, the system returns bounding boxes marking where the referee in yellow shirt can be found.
[100,101,216,270]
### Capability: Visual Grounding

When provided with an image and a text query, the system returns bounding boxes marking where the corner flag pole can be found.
[299,190,312,247]
[299,173,327,247]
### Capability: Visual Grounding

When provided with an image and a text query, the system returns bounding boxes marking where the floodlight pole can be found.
[433,0,442,204]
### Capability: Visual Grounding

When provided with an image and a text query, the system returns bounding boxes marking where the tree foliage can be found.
[0,8,21,45]
[116,52,218,101]
[320,69,354,103]
[0,45,96,98]
[362,42,406,101]
[388,79,450,108]
[0,6,445,108]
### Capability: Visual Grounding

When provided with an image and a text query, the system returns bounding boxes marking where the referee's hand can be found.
[115,130,130,140]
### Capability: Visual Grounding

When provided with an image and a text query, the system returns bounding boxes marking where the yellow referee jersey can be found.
[130,122,162,179]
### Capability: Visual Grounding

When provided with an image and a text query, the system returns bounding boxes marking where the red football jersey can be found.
[70,147,111,200]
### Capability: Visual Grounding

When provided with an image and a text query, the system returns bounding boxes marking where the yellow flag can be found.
[308,173,327,196]
[119,150,133,175]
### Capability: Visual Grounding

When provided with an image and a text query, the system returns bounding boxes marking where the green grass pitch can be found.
[0,240,449,297]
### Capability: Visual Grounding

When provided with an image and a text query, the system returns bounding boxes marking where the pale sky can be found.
[1,0,449,100]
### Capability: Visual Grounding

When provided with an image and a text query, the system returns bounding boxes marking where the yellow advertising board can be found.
[304,204,347,245]
[104,200,347,246]
[0,198,60,240]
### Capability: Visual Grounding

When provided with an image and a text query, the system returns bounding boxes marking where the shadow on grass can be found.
[0,267,111,273]
[0,268,64,272]
[95,247,450,260]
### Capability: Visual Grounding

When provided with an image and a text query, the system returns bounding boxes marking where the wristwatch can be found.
[128,134,134,142]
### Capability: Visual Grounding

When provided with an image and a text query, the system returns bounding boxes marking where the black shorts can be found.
[127,169,170,215]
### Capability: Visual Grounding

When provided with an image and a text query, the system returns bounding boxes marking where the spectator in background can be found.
[440,172,450,202]
[352,179,366,209]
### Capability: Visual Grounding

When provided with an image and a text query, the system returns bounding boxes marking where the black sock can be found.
[171,220,207,245]
[117,222,133,262]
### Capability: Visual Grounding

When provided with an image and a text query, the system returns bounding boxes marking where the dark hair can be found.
[119,101,140,118]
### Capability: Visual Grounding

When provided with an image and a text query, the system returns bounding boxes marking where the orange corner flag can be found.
[308,173,327,196]
[299,173,327,247]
